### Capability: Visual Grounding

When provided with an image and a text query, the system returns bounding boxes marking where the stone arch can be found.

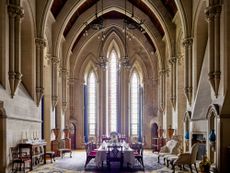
[62,8,165,70]
[193,1,208,88]
[206,104,219,163]
[129,55,148,84]
[77,53,98,83]
[69,121,77,149]
[184,111,191,151]
[21,0,36,99]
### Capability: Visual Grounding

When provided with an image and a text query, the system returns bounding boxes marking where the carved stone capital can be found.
[51,56,60,65]
[159,68,169,77]
[35,38,47,48]
[52,96,58,109]
[205,4,222,21]
[8,71,16,79]
[68,78,77,85]
[15,72,22,80]
[182,38,193,48]
[169,57,177,64]
[8,5,24,19]
[62,101,68,112]
[36,87,44,106]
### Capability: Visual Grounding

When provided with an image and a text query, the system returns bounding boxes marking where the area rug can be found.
[28,150,180,173]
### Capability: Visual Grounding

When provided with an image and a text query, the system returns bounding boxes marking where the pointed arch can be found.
[21,0,36,99]
[129,69,142,140]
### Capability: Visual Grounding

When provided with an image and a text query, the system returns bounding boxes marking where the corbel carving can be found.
[182,37,193,105]
[205,4,222,97]
[35,38,46,106]
[7,4,24,98]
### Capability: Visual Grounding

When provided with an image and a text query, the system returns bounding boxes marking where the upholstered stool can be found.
[45,151,56,163]
[59,148,72,158]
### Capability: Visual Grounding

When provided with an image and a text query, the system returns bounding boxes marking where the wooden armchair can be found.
[106,145,123,168]
[10,146,31,172]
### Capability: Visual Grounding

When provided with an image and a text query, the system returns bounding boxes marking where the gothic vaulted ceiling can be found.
[50,0,177,71]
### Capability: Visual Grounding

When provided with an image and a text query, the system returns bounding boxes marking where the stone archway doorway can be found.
[70,123,76,149]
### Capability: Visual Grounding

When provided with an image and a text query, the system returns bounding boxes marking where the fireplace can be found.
[192,133,206,160]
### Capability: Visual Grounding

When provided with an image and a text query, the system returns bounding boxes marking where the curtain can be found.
[84,84,88,143]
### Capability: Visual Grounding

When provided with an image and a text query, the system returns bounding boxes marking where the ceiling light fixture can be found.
[120,0,131,69]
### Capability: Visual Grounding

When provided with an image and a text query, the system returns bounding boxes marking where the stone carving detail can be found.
[7,4,24,98]
[182,37,193,105]
[205,4,222,97]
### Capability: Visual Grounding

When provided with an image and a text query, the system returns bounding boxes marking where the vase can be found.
[185,131,189,140]
[158,128,164,138]
[209,129,216,142]
[63,128,70,138]
[167,126,174,139]
[52,128,60,140]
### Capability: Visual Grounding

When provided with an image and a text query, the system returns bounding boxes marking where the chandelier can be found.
[119,0,131,69]
[83,0,104,37]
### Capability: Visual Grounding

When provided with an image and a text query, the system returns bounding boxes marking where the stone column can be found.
[7,4,24,97]
[182,38,193,105]
[159,68,168,112]
[51,56,59,109]
[35,38,46,106]
[205,4,222,97]
[61,68,68,112]
[169,57,177,109]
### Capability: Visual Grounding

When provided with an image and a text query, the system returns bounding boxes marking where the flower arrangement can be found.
[110,131,119,144]
[199,155,211,173]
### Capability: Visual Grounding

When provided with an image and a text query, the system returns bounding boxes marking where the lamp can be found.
[120,0,131,69]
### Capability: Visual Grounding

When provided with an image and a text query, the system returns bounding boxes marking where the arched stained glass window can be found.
[88,71,96,136]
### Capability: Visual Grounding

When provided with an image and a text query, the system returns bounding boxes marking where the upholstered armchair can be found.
[171,143,199,173]
[156,139,180,163]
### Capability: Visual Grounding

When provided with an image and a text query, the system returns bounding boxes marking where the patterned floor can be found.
[28,150,191,173]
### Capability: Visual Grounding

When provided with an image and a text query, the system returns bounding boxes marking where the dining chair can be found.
[107,145,123,168]
[10,146,31,173]
[84,142,98,168]
[130,143,144,168]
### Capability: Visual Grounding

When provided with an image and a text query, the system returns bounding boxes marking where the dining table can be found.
[95,141,136,168]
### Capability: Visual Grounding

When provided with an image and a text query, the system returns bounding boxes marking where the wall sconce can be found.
[209,129,216,151]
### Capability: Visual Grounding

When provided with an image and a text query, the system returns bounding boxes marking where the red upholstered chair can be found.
[84,142,98,168]
[10,146,31,172]
[130,143,144,168]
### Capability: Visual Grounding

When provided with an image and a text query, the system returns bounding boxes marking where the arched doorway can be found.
[70,123,76,149]
[151,123,158,151]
